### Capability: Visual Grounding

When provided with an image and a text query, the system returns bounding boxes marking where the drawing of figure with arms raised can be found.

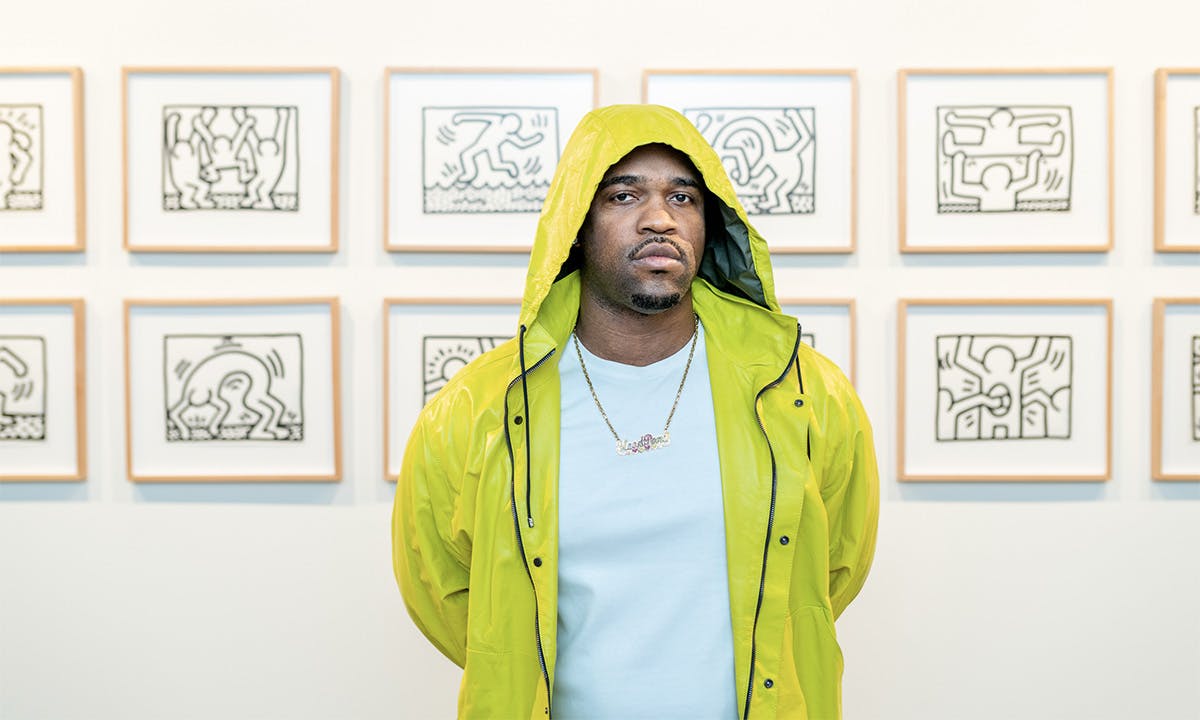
[949,147,1044,212]
[237,106,290,209]
[451,111,544,185]
[941,108,1066,156]
[0,120,34,210]
[165,111,218,210]
[937,335,1061,440]
[710,108,811,214]
[191,106,257,197]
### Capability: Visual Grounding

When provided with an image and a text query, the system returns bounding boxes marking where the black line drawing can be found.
[0,336,46,440]
[684,107,816,215]
[422,335,508,404]
[421,107,558,214]
[162,105,299,212]
[935,334,1072,441]
[801,332,816,347]
[936,106,1073,213]
[1192,336,1200,441]
[1193,107,1200,215]
[163,334,303,442]
[0,105,43,211]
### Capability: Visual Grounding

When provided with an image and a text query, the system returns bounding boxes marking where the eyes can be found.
[606,189,698,206]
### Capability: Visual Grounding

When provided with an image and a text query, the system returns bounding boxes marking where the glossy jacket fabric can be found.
[393,105,879,720]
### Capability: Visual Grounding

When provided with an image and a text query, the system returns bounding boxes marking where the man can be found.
[393,104,879,719]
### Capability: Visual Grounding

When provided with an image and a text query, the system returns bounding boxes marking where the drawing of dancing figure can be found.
[936,334,1072,441]
[235,106,292,209]
[937,105,1073,213]
[165,334,303,442]
[449,112,545,185]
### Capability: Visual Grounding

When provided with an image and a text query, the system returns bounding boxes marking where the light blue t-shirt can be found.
[554,323,737,719]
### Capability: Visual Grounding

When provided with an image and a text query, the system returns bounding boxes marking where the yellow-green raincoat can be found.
[393,104,879,719]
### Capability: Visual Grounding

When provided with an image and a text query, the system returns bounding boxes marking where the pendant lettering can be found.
[615,431,670,456]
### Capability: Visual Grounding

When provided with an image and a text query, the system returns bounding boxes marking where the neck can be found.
[574,291,697,367]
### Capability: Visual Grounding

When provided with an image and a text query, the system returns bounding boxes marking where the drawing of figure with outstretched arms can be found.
[941,108,1066,156]
[0,120,34,210]
[191,106,256,190]
[450,111,545,184]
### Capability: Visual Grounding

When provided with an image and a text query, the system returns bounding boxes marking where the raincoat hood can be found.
[518,104,780,329]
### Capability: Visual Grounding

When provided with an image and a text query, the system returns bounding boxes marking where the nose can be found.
[639,196,678,235]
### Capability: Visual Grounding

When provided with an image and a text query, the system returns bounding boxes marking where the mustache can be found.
[626,236,686,262]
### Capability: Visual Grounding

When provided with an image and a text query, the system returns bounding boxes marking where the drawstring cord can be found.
[519,325,535,528]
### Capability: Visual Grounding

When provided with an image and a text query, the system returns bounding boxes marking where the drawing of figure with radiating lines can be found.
[422,336,509,404]
[684,107,816,215]
[164,334,303,441]
[0,337,46,440]
[936,334,1072,441]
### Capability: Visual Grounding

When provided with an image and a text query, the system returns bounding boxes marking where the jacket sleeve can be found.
[821,383,880,620]
[392,415,471,667]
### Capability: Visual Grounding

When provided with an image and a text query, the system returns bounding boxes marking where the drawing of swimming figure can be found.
[941,108,1066,157]
[709,110,812,214]
[164,111,218,210]
[190,107,256,202]
[936,335,1071,441]
[237,106,291,209]
[450,112,545,185]
[948,148,1044,212]
[167,341,292,441]
[0,120,34,210]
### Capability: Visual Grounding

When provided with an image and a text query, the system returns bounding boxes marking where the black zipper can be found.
[742,333,801,720]
[503,348,556,717]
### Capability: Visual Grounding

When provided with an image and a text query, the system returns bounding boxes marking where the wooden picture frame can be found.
[898,68,1114,253]
[1154,68,1200,252]
[642,68,857,253]
[122,66,340,252]
[898,298,1112,481]
[0,298,86,481]
[0,67,85,252]
[124,298,342,482]
[1152,298,1200,480]
[383,297,520,481]
[778,298,856,382]
[383,67,598,253]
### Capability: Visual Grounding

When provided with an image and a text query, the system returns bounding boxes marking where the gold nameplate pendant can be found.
[616,432,671,456]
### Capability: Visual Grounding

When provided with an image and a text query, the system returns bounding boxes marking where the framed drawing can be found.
[779,299,856,382]
[898,299,1111,481]
[384,298,519,481]
[1155,69,1200,252]
[122,67,340,252]
[643,69,857,253]
[0,68,85,252]
[1152,298,1200,480]
[898,68,1113,253]
[384,67,597,252]
[124,298,341,482]
[0,299,86,481]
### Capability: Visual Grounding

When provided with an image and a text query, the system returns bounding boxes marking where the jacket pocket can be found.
[778,606,844,720]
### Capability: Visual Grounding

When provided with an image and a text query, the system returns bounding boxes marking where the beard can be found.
[630,292,682,312]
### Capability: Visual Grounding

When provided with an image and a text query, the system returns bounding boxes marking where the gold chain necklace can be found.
[571,315,699,456]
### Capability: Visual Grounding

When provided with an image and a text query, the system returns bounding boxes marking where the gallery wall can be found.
[3,0,1200,718]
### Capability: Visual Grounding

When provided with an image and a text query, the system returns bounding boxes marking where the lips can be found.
[630,240,683,262]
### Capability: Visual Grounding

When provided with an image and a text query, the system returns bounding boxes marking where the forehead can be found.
[600,144,701,183]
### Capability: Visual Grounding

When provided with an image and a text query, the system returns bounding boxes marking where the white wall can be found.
[3,0,1200,718]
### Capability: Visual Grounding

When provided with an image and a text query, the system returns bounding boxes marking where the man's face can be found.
[579,144,706,315]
